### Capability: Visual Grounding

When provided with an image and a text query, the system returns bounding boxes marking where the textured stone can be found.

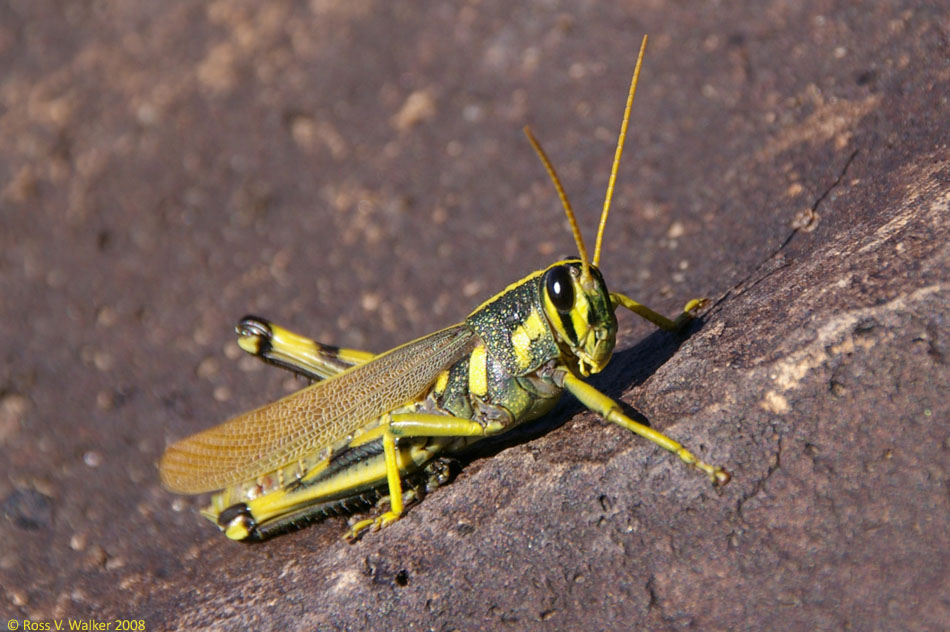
[1,1,947,630]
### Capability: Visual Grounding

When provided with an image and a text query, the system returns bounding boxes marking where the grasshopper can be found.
[159,36,729,542]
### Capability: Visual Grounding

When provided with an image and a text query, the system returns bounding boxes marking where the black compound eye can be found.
[544,265,575,313]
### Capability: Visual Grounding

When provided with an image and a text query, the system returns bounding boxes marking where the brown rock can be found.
[1,1,947,630]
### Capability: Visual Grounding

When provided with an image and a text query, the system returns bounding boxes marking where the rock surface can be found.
[1,1,948,630]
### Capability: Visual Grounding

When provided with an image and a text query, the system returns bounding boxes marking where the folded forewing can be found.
[160,324,475,493]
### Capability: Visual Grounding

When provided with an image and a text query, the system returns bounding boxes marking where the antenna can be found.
[523,126,591,281]
[592,34,648,267]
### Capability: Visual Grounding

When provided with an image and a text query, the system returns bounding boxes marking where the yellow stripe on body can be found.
[512,307,552,371]
[568,293,591,343]
[468,344,488,397]
[541,291,564,341]
[523,309,547,340]
[434,369,450,395]
[510,325,533,372]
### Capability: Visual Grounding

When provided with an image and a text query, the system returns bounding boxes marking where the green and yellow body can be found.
[162,260,723,541]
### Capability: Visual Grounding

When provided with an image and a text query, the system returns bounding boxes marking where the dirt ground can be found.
[2,1,948,630]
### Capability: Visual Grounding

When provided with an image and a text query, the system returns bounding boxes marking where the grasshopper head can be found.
[539,260,618,377]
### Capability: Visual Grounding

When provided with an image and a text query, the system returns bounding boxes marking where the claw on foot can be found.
[683,297,710,314]
[675,446,730,488]
[695,460,731,488]
[344,510,401,541]
[710,466,731,487]
[672,297,710,330]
